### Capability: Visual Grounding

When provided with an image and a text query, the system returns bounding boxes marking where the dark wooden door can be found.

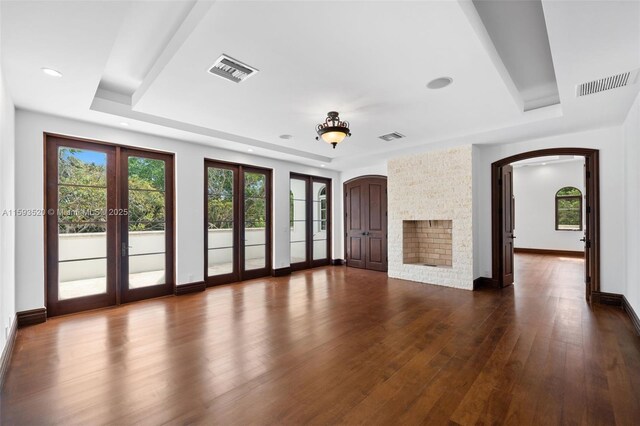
[344,176,387,272]
[583,159,596,300]
[501,165,515,287]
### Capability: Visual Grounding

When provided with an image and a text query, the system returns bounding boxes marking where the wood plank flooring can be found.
[2,254,640,425]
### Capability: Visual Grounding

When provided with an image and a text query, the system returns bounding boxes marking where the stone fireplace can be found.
[388,145,473,290]
[403,220,452,267]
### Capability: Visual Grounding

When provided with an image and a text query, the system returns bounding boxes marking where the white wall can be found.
[475,126,626,294]
[513,160,585,252]
[624,92,640,315]
[0,12,17,355]
[14,110,341,312]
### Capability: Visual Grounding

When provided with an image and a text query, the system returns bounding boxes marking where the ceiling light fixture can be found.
[315,111,351,149]
[119,122,129,126]
[41,67,62,78]
[247,148,254,152]
[320,165,326,168]
[427,77,453,89]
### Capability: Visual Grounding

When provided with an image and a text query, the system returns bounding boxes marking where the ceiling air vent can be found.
[208,54,258,83]
[378,132,405,141]
[577,70,638,97]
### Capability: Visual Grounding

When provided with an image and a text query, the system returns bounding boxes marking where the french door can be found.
[344,176,388,272]
[290,174,331,271]
[205,160,272,286]
[120,148,175,303]
[45,135,174,316]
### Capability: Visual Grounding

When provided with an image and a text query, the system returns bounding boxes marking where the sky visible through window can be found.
[62,149,106,166]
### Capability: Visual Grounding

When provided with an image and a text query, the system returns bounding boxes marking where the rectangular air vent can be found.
[577,70,638,97]
[208,54,258,83]
[378,132,405,141]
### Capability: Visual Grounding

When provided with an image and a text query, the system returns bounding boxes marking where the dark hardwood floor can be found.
[2,254,639,425]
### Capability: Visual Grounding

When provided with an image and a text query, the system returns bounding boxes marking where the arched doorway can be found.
[491,148,600,301]
[344,175,388,272]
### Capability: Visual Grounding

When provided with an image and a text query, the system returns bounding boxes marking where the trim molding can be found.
[331,259,345,266]
[592,292,640,336]
[17,308,47,327]
[591,291,623,306]
[0,315,17,390]
[622,296,640,336]
[175,281,206,296]
[272,267,292,277]
[514,247,584,258]
[473,277,499,290]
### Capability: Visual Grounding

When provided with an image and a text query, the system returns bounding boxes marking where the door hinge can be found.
[586,240,592,249]
[586,276,591,283]
[586,171,591,179]
[587,206,591,214]
[498,177,502,185]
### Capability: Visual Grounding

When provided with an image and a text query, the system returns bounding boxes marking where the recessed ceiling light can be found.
[119,122,129,126]
[320,165,326,168]
[427,77,453,89]
[41,67,62,78]
[247,148,254,152]
[279,134,293,140]
[542,163,547,166]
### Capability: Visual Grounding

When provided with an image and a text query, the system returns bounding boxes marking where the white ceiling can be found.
[1,0,639,171]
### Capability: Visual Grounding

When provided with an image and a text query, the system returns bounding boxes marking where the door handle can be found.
[508,235,516,239]
[361,232,370,236]
[580,237,586,242]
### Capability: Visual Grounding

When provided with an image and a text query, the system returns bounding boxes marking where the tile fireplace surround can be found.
[403,220,452,267]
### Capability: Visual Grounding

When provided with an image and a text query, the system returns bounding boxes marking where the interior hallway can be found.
[2,254,639,425]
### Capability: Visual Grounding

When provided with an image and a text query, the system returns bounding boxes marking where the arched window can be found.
[319,187,327,231]
[555,187,582,231]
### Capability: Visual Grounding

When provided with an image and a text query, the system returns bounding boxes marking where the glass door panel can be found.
[126,157,166,289]
[57,148,109,300]
[207,166,237,279]
[312,181,329,261]
[121,151,174,303]
[243,172,267,271]
[290,177,307,265]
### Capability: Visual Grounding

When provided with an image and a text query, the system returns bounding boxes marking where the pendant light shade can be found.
[315,111,351,149]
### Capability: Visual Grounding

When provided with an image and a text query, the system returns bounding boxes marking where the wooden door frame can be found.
[44,133,176,316]
[491,148,600,299]
[204,159,273,286]
[343,175,388,270]
[289,173,332,272]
